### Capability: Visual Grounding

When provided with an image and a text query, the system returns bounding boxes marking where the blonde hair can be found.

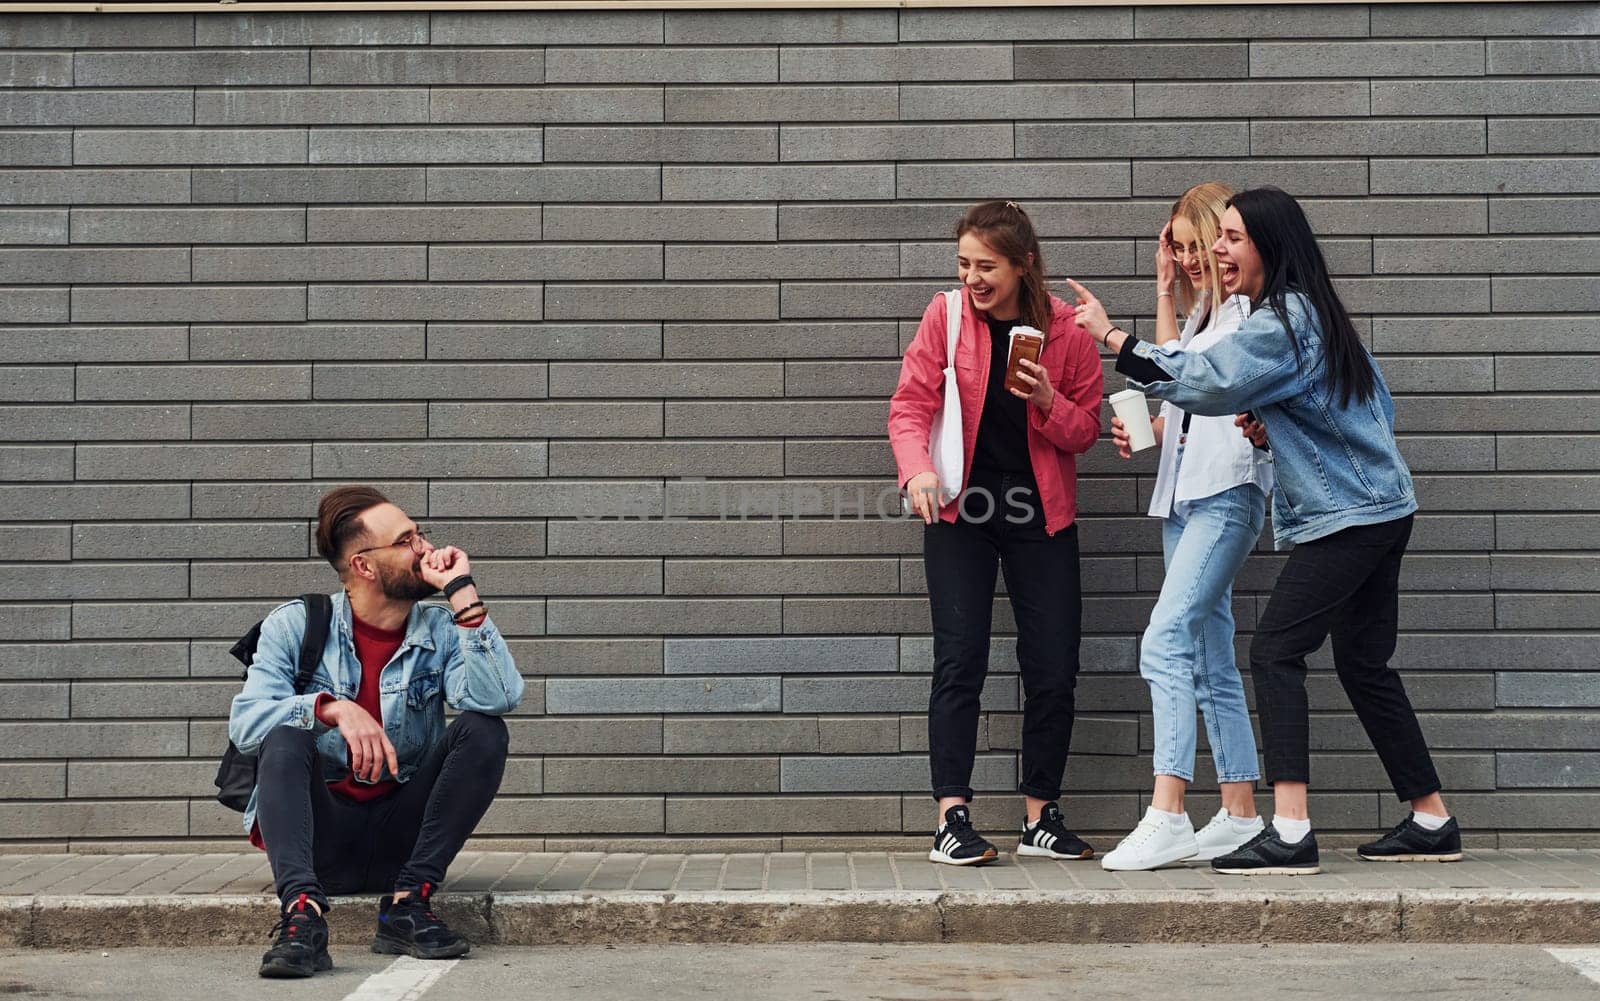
[1169,181,1233,317]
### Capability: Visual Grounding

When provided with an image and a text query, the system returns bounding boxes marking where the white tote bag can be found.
[925,288,965,505]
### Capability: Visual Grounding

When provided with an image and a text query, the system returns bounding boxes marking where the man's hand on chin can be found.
[419,546,472,591]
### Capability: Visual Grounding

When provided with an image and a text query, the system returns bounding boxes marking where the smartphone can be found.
[1003,328,1044,395]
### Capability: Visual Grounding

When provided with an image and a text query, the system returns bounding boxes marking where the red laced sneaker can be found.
[374,882,470,959]
[259,893,332,978]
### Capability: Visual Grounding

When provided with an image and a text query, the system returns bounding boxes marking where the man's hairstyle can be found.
[314,485,391,571]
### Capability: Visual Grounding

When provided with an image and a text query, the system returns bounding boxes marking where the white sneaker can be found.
[1100,808,1198,871]
[1191,808,1266,862]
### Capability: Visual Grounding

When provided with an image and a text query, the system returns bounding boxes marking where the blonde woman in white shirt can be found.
[1074,183,1275,870]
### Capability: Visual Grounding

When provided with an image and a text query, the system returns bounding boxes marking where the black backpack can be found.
[213,593,334,812]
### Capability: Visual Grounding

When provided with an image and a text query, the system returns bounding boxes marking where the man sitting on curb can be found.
[228,485,524,978]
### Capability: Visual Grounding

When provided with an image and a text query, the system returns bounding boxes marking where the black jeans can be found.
[1250,514,1442,802]
[924,471,1082,802]
[254,711,509,910]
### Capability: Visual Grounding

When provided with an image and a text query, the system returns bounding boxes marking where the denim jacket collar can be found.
[332,590,438,658]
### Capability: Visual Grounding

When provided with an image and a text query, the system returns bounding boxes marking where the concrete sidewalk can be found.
[4,849,1599,947]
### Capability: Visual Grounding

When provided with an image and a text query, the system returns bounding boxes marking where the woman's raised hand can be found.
[1156,221,1177,294]
[1064,278,1112,341]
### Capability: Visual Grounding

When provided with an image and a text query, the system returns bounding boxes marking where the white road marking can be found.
[341,956,459,1001]
[1548,947,1600,987]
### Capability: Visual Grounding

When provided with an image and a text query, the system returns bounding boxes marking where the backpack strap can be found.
[228,622,263,678]
[291,593,333,696]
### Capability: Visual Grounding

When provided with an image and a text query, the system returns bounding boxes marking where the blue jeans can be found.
[1141,479,1265,784]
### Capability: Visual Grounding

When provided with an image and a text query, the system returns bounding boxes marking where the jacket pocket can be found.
[405,669,442,710]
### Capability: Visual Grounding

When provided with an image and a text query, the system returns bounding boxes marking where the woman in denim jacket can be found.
[1075,183,1274,872]
[1076,187,1461,876]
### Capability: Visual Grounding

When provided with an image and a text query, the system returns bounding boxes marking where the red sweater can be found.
[324,612,403,803]
[889,289,1104,536]
[248,611,402,850]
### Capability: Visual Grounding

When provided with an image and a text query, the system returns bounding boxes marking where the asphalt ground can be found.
[4,944,1600,1001]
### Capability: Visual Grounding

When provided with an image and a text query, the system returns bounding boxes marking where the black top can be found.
[1115,331,1175,384]
[971,317,1034,476]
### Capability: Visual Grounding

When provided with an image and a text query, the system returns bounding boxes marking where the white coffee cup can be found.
[1108,388,1157,452]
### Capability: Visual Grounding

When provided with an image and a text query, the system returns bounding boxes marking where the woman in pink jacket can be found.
[889,200,1104,866]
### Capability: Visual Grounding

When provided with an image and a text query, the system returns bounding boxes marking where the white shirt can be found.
[1147,294,1276,519]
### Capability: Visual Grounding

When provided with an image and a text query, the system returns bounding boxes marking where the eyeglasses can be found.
[349,527,430,562]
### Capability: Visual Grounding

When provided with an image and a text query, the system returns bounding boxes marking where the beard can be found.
[376,556,436,602]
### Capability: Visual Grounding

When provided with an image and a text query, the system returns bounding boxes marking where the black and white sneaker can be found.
[929,804,999,866]
[1017,802,1094,860]
[1211,825,1321,876]
[1358,814,1463,862]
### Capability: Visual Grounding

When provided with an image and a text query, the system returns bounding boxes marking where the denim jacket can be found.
[227,590,524,835]
[1123,291,1417,548]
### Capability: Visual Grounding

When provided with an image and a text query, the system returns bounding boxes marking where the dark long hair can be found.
[1229,187,1375,406]
[955,200,1053,336]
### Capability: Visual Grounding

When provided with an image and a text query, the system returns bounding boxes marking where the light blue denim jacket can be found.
[1125,291,1417,548]
[227,590,524,835]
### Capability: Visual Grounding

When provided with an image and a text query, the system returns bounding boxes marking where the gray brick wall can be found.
[1,2,1596,849]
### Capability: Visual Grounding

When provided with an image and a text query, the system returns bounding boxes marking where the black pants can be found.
[254,711,509,911]
[1250,514,1442,802]
[924,472,1082,802]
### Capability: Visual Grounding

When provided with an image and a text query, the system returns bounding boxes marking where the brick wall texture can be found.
[1,2,1598,849]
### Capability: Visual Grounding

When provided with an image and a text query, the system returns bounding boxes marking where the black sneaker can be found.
[258,893,332,979]
[1358,814,1463,862]
[373,881,471,959]
[1017,802,1095,860]
[1211,825,1321,875]
[928,804,999,866]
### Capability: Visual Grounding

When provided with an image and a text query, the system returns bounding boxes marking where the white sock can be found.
[1146,806,1187,827]
[1227,813,1262,832]
[1274,816,1312,844]
[1412,810,1450,831]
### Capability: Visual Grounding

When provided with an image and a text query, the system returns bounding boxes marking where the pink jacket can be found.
[889,288,1104,536]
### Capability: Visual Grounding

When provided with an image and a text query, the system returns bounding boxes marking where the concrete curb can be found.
[1399,889,1600,944]
[4,890,1598,948]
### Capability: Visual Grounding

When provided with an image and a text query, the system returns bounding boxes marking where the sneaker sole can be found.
[1357,851,1463,863]
[372,936,471,959]
[258,952,332,978]
[1098,843,1196,871]
[1212,864,1322,876]
[1016,842,1094,861]
[928,848,999,866]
